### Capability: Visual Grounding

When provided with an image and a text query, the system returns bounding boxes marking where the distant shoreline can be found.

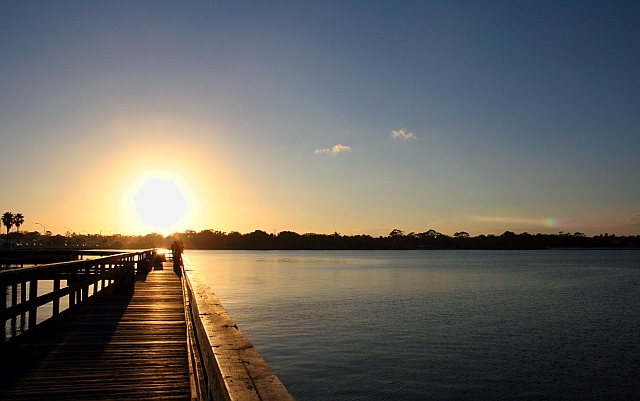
[4,229,639,251]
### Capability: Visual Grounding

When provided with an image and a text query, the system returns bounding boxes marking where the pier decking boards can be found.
[1,265,191,400]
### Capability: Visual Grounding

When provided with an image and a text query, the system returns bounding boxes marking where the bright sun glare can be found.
[132,176,189,231]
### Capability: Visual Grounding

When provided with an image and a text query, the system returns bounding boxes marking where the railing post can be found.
[53,279,60,316]
[11,283,17,308]
[21,281,27,333]
[29,279,37,330]
[2,284,5,341]
[100,264,106,291]
[10,283,18,336]
[69,274,76,308]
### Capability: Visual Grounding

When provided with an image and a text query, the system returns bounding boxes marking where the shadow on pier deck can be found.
[1,264,190,400]
[2,249,294,401]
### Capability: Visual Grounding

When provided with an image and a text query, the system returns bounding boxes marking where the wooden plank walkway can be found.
[0,265,191,400]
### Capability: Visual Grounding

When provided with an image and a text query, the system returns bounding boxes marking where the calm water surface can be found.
[184,250,640,401]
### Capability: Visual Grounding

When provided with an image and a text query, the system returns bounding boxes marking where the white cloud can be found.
[314,144,351,155]
[391,128,416,140]
[331,144,350,154]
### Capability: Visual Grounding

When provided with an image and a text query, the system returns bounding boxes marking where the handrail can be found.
[0,248,146,267]
[181,259,295,401]
[1,249,156,343]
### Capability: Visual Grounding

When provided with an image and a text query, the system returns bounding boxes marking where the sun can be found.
[130,174,191,232]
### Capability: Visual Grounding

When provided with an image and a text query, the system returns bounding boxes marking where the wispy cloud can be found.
[390,128,416,140]
[314,144,351,155]
[623,213,640,226]
[473,215,565,228]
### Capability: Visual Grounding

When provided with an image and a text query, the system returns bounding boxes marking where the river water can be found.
[184,250,640,401]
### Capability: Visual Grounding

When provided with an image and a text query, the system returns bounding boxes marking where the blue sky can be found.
[1,1,639,236]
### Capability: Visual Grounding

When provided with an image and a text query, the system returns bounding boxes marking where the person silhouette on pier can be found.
[171,239,184,276]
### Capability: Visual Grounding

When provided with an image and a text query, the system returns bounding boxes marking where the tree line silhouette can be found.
[3,224,639,250]
[175,229,639,250]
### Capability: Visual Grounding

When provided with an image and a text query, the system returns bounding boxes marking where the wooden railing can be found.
[1,249,156,343]
[0,248,152,267]
[181,262,295,401]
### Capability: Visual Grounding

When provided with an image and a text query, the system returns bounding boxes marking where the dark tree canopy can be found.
[3,226,638,250]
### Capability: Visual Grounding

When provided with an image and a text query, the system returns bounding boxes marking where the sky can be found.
[1,1,639,237]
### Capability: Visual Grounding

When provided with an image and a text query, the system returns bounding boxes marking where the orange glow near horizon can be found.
[36,114,233,236]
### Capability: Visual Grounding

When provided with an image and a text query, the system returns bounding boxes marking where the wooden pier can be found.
[1,250,294,401]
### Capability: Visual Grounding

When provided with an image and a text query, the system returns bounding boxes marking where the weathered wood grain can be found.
[183,265,295,401]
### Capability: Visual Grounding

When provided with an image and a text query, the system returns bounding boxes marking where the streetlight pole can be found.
[36,222,46,247]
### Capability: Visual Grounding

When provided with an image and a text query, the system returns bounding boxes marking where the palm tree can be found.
[2,212,14,246]
[14,213,24,245]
